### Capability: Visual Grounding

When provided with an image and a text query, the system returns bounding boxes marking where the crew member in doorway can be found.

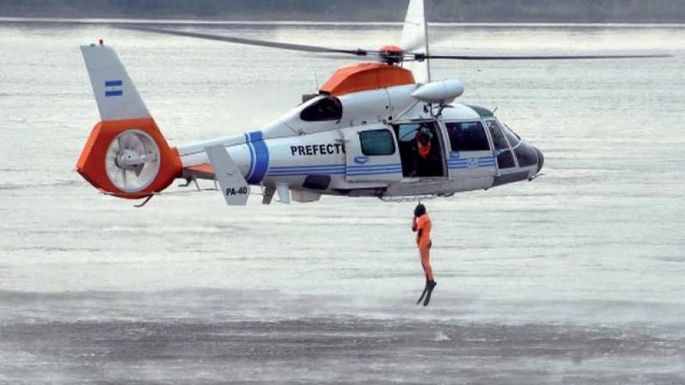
[416,126,432,158]
[412,203,437,306]
[415,126,434,177]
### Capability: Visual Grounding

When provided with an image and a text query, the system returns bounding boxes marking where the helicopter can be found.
[76,0,666,206]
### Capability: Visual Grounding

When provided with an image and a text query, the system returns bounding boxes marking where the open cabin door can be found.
[393,121,447,179]
[340,125,402,183]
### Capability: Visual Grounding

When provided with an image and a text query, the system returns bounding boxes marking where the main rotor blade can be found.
[412,53,671,61]
[124,26,372,56]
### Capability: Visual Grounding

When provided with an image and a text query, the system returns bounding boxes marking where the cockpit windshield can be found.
[498,121,539,168]
[486,120,509,150]
[486,120,516,169]
[484,119,540,171]
[502,124,521,147]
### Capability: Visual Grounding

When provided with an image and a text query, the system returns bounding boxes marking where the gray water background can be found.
[0,22,684,384]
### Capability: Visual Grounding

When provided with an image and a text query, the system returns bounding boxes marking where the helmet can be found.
[414,203,426,217]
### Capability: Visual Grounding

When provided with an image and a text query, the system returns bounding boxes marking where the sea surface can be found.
[0,21,684,384]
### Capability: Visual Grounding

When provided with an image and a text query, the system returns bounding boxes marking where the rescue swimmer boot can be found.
[423,280,437,307]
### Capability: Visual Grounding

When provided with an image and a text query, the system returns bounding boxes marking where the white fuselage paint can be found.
[176,82,540,200]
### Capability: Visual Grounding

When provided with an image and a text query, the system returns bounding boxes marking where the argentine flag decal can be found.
[104,80,123,97]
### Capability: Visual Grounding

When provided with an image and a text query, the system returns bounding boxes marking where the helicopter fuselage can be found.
[77,45,543,205]
[176,79,544,203]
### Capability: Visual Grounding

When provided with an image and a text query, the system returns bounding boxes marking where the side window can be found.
[300,96,343,122]
[445,121,490,152]
[360,129,396,156]
[486,120,510,150]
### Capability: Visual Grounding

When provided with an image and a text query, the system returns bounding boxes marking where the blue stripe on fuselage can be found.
[268,164,344,176]
[448,155,495,169]
[347,163,402,176]
[247,131,269,184]
[270,164,344,171]
[244,133,256,181]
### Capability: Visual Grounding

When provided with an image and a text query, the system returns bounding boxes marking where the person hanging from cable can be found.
[412,203,437,306]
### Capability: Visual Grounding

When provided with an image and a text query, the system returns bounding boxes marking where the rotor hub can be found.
[379,45,405,64]
[115,149,147,169]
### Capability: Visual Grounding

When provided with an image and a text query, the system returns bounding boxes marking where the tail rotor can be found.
[106,129,161,193]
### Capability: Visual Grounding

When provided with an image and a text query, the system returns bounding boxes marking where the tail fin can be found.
[400,0,431,83]
[77,42,181,199]
[81,43,150,121]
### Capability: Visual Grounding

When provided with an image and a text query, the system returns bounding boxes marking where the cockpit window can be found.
[500,123,536,167]
[446,121,490,152]
[502,125,521,147]
[300,96,343,122]
[487,120,518,169]
[486,120,509,150]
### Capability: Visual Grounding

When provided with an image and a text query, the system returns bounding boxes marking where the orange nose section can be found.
[76,118,182,199]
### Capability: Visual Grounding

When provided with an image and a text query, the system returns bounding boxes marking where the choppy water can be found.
[0,21,684,384]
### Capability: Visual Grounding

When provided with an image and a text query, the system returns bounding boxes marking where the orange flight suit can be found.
[416,132,432,159]
[412,213,434,282]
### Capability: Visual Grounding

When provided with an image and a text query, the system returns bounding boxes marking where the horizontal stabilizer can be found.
[206,145,250,206]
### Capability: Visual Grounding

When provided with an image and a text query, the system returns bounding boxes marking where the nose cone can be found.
[536,147,545,174]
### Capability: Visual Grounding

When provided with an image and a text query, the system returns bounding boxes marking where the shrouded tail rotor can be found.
[77,118,181,199]
[106,129,161,193]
